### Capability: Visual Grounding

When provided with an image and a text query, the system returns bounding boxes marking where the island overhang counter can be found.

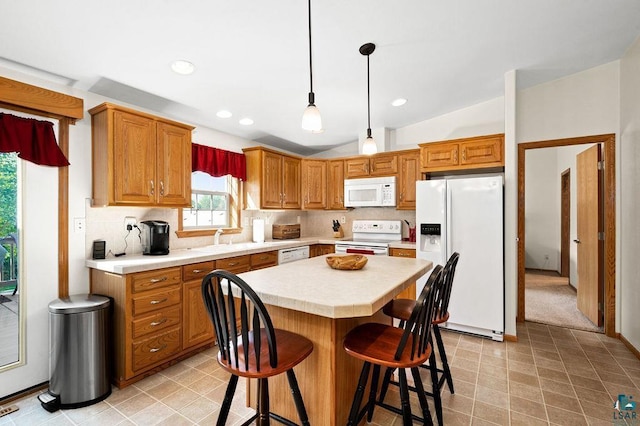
[236,254,432,425]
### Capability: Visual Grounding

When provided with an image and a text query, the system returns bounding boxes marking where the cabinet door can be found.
[370,153,398,176]
[345,157,370,178]
[262,151,284,208]
[459,135,503,168]
[397,151,420,210]
[282,156,301,209]
[156,122,191,206]
[183,280,215,349]
[390,248,416,299]
[301,159,327,209]
[327,160,345,209]
[113,111,156,204]
[421,143,459,172]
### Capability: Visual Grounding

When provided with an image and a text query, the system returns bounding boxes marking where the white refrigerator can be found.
[416,176,504,341]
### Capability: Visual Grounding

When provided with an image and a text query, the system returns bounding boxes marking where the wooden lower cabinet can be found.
[310,244,335,257]
[90,250,295,387]
[182,261,216,350]
[389,247,417,299]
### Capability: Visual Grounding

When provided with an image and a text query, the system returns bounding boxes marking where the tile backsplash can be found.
[84,198,415,259]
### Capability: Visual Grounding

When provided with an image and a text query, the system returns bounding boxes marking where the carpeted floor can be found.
[525,269,603,333]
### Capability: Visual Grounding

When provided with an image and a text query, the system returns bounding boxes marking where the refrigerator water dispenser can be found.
[420,223,442,252]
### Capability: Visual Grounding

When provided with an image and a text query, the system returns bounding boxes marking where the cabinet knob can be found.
[462,149,466,161]
[150,180,155,195]
[150,298,168,305]
[149,277,168,283]
[192,269,204,273]
[160,180,165,196]
[453,150,458,163]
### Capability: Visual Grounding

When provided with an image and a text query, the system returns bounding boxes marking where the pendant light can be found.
[301,0,322,132]
[360,42,377,155]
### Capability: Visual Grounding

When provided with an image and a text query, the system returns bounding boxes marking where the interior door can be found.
[576,145,602,326]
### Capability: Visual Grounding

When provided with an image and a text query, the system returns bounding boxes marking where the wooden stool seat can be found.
[344,323,430,368]
[218,328,313,378]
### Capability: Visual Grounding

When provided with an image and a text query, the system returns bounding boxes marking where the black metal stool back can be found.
[435,252,460,322]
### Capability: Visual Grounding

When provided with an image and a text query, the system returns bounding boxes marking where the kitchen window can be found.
[176,172,241,238]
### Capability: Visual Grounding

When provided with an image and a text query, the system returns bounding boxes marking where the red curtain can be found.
[0,113,69,166]
[192,143,246,181]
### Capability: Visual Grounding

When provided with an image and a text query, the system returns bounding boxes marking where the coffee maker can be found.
[140,220,170,255]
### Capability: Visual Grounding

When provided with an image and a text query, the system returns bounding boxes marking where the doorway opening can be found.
[517,134,616,337]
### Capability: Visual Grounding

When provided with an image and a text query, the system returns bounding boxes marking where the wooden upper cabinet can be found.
[327,159,345,210]
[397,150,420,210]
[156,122,192,206]
[243,147,302,209]
[420,133,504,173]
[89,103,193,207]
[301,159,327,210]
[345,153,398,178]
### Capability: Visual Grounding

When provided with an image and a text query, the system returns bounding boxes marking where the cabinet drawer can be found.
[132,326,181,372]
[182,261,215,282]
[132,286,181,316]
[217,255,250,273]
[250,251,278,269]
[132,305,181,339]
[389,248,416,258]
[131,267,181,293]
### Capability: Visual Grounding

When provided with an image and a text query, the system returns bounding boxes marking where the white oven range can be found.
[334,220,402,256]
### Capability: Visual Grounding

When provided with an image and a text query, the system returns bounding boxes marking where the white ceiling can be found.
[1,0,639,155]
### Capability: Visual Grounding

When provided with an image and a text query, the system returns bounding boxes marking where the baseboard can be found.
[0,382,47,405]
[619,333,640,361]
[503,334,518,342]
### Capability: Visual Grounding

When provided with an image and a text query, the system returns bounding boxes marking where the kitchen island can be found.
[236,254,432,425]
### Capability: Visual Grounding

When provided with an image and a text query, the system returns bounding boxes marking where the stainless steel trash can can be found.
[39,294,111,412]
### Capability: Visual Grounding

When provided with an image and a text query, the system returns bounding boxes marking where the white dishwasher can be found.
[277,246,310,264]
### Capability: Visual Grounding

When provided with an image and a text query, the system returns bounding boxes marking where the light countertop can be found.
[237,255,431,319]
[86,238,417,274]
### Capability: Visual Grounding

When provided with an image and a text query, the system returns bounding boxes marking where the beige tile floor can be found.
[1,321,639,425]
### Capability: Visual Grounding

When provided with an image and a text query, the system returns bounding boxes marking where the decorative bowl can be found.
[325,254,368,270]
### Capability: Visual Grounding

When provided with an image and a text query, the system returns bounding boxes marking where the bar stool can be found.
[380,252,460,425]
[201,269,313,426]
[343,265,443,426]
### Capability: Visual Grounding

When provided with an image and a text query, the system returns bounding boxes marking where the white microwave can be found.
[344,176,396,207]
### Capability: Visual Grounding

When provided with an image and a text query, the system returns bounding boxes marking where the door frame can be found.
[517,134,616,337]
[560,169,570,279]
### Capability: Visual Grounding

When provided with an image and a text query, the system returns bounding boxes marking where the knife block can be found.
[333,228,344,238]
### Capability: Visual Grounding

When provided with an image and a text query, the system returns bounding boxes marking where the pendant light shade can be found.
[360,42,377,155]
[302,0,322,132]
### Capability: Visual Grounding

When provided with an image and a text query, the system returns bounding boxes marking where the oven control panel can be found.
[351,220,402,234]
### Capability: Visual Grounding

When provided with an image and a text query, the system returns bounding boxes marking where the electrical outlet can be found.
[73,217,85,233]
[544,254,549,260]
[340,216,346,224]
[124,216,137,231]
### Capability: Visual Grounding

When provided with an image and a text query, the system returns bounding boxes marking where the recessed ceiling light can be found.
[239,118,254,126]
[216,110,232,118]
[391,98,407,107]
[170,60,195,75]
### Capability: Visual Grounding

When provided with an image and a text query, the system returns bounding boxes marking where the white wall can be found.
[525,148,559,271]
[620,36,640,350]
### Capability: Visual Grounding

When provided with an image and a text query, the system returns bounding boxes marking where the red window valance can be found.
[0,113,69,167]
[192,143,246,181]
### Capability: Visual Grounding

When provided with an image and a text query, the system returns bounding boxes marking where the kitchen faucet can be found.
[213,228,223,245]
